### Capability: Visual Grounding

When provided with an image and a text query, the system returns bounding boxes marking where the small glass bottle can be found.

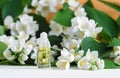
[37,48,51,68]
[37,32,51,68]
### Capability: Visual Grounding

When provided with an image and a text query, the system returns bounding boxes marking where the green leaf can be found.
[63,2,69,10]
[84,5,119,41]
[0,41,8,59]
[84,0,94,7]
[0,25,5,35]
[108,38,120,47]
[0,10,2,24]
[48,35,62,46]
[22,0,32,8]
[52,4,74,27]
[100,50,112,58]
[2,0,25,20]
[81,37,108,55]
[29,14,50,38]
[116,16,120,27]
[104,59,120,69]
[0,60,20,65]
[99,0,120,12]
[0,0,8,9]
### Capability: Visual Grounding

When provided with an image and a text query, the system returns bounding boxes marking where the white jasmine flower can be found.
[56,59,70,70]
[10,24,18,36]
[85,20,102,38]
[19,14,33,25]
[75,6,87,17]
[31,0,39,7]
[18,54,28,64]
[96,58,104,69]
[58,48,74,63]
[4,16,14,29]
[24,44,33,55]
[3,49,15,61]
[40,0,57,12]
[78,49,104,70]
[86,49,98,61]
[36,5,49,17]
[10,39,24,52]
[31,47,38,64]
[26,37,37,47]
[85,27,102,38]
[91,65,98,70]
[70,16,102,39]
[110,52,116,58]
[31,47,38,60]
[68,0,79,7]
[14,14,38,36]
[62,38,80,50]
[71,17,81,32]
[74,50,84,61]
[114,56,120,65]
[110,46,120,58]
[114,46,120,52]
[35,0,57,17]
[77,57,91,70]
[78,16,90,32]
[49,21,63,36]
[0,35,10,46]
[23,5,32,14]
[15,21,27,32]
[17,31,29,41]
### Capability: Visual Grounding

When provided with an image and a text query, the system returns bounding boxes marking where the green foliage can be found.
[0,25,5,35]
[2,0,25,20]
[99,0,120,12]
[81,37,108,55]
[53,3,74,27]
[48,35,62,46]
[0,0,8,9]
[104,59,120,69]
[100,50,112,58]
[0,41,8,59]
[84,0,93,7]
[84,5,119,41]
[116,16,120,27]
[0,60,20,65]
[108,38,120,47]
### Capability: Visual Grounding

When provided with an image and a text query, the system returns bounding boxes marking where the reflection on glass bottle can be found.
[37,32,51,68]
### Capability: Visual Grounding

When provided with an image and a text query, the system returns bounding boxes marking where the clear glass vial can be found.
[37,32,51,68]
[37,48,51,68]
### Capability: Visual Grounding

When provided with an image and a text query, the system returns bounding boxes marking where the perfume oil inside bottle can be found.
[37,48,51,68]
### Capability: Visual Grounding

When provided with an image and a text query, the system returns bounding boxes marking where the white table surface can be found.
[0,65,120,78]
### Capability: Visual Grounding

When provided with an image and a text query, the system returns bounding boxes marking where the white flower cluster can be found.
[78,49,104,70]
[48,2,104,70]
[110,46,120,65]
[31,0,58,17]
[56,48,104,70]
[2,13,52,64]
[57,0,79,10]
[49,5,102,44]
[4,14,38,38]
[0,31,51,64]
[0,35,36,64]
[56,48,84,69]
[31,0,80,17]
